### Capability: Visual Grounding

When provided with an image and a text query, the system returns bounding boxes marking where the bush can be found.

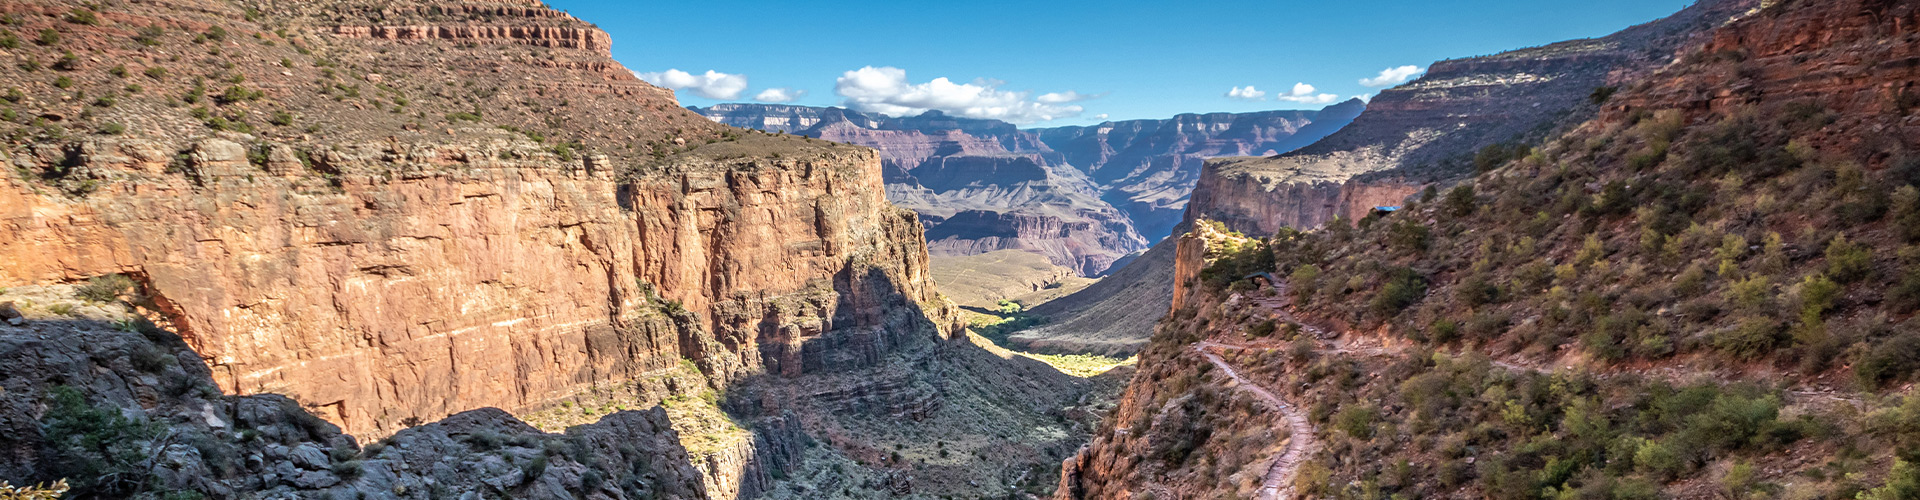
[1369,268,1427,318]
[1860,460,1920,500]
[1444,185,1477,217]
[1633,438,1683,481]
[1856,331,1920,388]
[1714,316,1781,360]
[75,274,135,302]
[66,9,98,26]
[1826,235,1873,283]
[1334,405,1377,439]
[329,460,362,479]
[1387,220,1431,253]
[37,28,59,46]
[1248,320,1277,338]
[144,66,167,80]
[40,386,154,497]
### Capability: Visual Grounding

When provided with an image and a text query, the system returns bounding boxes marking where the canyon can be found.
[0,0,1090,498]
[694,101,1365,277]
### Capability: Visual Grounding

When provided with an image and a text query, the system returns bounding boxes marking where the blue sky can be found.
[544,0,1695,127]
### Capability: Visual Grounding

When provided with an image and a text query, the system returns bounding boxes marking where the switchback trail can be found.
[1193,341,1317,500]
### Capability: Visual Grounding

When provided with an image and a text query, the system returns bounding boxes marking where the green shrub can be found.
[1826,235,1873,283]
[1248,320,1277,338]
[1289,264,1320,305]
[1429,318,1461,344]
[66,9,98,26]
[40,386,155,497]
[1860,460,1920,500]
[76,274,135,302]
[1387,220,1430,253]
[144,66,167,80]
[1798,274,1840,323]
[1633,438,1683,481]
[1856,331,1920,388]
[1334,405,1377,439]
[1714,316,1780,360]
[37,28,59,46]
[1369,268,1426,318]
[1444,185,1476,217]
[1729,275,1772,311]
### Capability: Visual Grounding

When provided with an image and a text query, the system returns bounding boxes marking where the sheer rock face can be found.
[1183,0,1758,235]
[0,136,958,438]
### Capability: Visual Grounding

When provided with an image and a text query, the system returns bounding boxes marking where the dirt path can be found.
[1193,341,1316,500]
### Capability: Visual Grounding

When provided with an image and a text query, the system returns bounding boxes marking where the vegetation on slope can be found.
[1089,1,1920,498]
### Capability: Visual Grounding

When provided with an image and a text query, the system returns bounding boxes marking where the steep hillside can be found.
[1011,231,1181,356]
[1065,0,1920,498]
[694,102,1362,275]
[0,0,1094,498]
[1186,0,1757,236]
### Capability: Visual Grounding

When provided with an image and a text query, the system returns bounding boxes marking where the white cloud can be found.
[753,88,806,103]
[635,69,749,100]
[1359,65,1426,88]
[1274,82,1340,105]
[1353,94,1374,102]
[833,66,1084,124]
[1094,113,1110,120]
[1036,90,1100,104]
[1226,86,1267,101]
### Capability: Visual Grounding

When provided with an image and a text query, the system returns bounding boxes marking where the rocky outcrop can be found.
[692,103,1364,275]
[1183,0,1756,235]
[1188,163,1423,237]
[0,133,957,439]
[0,294,709,499]
[330,25,613,54]
[1608,0,1920,134]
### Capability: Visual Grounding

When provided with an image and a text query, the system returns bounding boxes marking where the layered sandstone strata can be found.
[0,134,958,438]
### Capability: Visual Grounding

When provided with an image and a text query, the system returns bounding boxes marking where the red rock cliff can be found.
[0,135,958,437]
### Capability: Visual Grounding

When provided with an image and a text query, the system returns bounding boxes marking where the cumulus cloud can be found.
[833,66,1084,124]
[1226,86,1267,101]
[635,69,749,100]
[1359,65,1426,88]
[1274,83,1341,105]
[1094,113,1110,120]
[753,88,806,103]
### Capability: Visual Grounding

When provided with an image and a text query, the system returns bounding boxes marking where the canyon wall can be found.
[0,134,955,438]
